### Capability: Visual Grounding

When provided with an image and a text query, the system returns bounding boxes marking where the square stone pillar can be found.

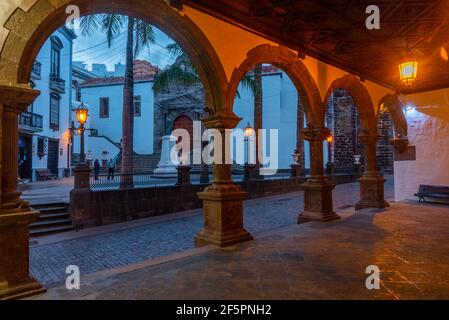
[0,85,45,299]
[355,133,390,210]
[298,127,339,224]
[196,112,253,247]
[70,164,92,230]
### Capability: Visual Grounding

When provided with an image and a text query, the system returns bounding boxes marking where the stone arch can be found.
[378,93,408,138]
[228,44,324,126]
[0,0,227,114]
[324,75,377,134]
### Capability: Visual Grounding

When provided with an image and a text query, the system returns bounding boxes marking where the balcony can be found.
[31,61,41,80]
[19,112,43,133]
[49,75,65,93]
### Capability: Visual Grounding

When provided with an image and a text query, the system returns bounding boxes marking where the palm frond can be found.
[236,73,261,98]
[153,64,200,92]
[100,14,125,47]
[134,19,156,58]
[166,43,185,57]
[79,15,101,36]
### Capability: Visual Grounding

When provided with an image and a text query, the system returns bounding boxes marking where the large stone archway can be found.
[0,0,227,114]
[228,44,339,224]
[324,75,389,210]
[0,0,232,300]
[228,45,323,125]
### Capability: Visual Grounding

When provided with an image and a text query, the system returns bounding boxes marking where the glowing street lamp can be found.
[245,122,253,138]
[75,103,89,125]
[399,61,418,86]
[71,103,89,164]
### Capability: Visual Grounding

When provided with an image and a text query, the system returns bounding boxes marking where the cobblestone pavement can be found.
[35,198,449,300]
[30,178,394,288]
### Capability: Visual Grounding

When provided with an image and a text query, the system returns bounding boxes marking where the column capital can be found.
[302,127,331,142]
[202,111,242,130]
[0,84,40,114]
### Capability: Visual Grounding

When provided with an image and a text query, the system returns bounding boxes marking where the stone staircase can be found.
[30,203,74,237]
[116,154,161,173]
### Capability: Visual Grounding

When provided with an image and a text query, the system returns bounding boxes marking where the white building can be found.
[19,27,76,181]
[75,60,160,165]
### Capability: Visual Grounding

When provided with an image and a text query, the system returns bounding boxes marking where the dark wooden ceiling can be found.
[183,0,449,94]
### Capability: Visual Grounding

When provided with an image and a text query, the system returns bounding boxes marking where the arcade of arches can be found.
[0,0,447,300]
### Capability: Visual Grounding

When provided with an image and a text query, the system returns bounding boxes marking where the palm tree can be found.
[153,43,260,98]
[80,14,155,188]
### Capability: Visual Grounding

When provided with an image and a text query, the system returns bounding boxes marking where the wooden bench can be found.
[415,185,449,203]
[36,169,58,181]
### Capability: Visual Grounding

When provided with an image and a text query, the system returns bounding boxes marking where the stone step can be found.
[38,212,71,222]
[30,218,73,230]
[29,202,73,238]
[30,225,75,237]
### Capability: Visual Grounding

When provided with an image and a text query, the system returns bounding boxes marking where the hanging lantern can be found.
[399,61,418,86]
[326,134,334,144]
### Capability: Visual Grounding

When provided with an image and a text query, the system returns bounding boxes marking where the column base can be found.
[196,184,253,247]
[0,277,46,300]
[0,203,46,300]
[298,178,340,224]
[355,175,390,210]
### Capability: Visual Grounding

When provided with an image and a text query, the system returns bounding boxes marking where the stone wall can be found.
[326,89,364,174]
[376,111,394,174]
[70,175,357,228]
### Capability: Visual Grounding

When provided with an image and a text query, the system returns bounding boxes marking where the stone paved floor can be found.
[32,198,449,300]
[29,179,393,288]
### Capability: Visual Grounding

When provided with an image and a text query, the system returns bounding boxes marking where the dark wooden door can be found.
[47,139,59,175]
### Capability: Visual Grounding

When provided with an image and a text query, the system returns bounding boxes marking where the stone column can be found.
[0,85,45,300]
[1,106,22,207]
[355,132,390,210]
[196,112,253,247]
[298,127,340,224]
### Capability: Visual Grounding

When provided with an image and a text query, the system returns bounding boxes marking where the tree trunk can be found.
[120,17,135,188]
[296,95,306,170]
[253,64,263,178]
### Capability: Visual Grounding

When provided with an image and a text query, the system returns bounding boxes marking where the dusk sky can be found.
[72,23,177,71]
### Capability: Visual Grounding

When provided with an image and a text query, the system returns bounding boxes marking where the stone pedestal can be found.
[70,164,92,230]
[298,127,339,224]
[0,204,46,300]
[196,183,253,247]
[355,133,390,210]
[195,112,253,247]
[244,164,257,181]
[154,135,178,177]
[176,165,191,186]
[355,175,390,210]
[298,178,339,224]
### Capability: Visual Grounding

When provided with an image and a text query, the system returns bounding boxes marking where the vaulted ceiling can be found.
[183,0,449,94]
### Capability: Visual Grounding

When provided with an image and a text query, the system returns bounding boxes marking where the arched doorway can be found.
[229,44,338,224]
[324,75,389,210]
[173,115,194,150]
[0,0,230,300]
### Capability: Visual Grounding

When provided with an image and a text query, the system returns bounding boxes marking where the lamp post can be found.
[71,103,89,165]
[244,122,256,181]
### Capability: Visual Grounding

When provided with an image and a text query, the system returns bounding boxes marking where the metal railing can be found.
[19,112,44,132]
[89,172,177,189]
[49,75,65,93]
